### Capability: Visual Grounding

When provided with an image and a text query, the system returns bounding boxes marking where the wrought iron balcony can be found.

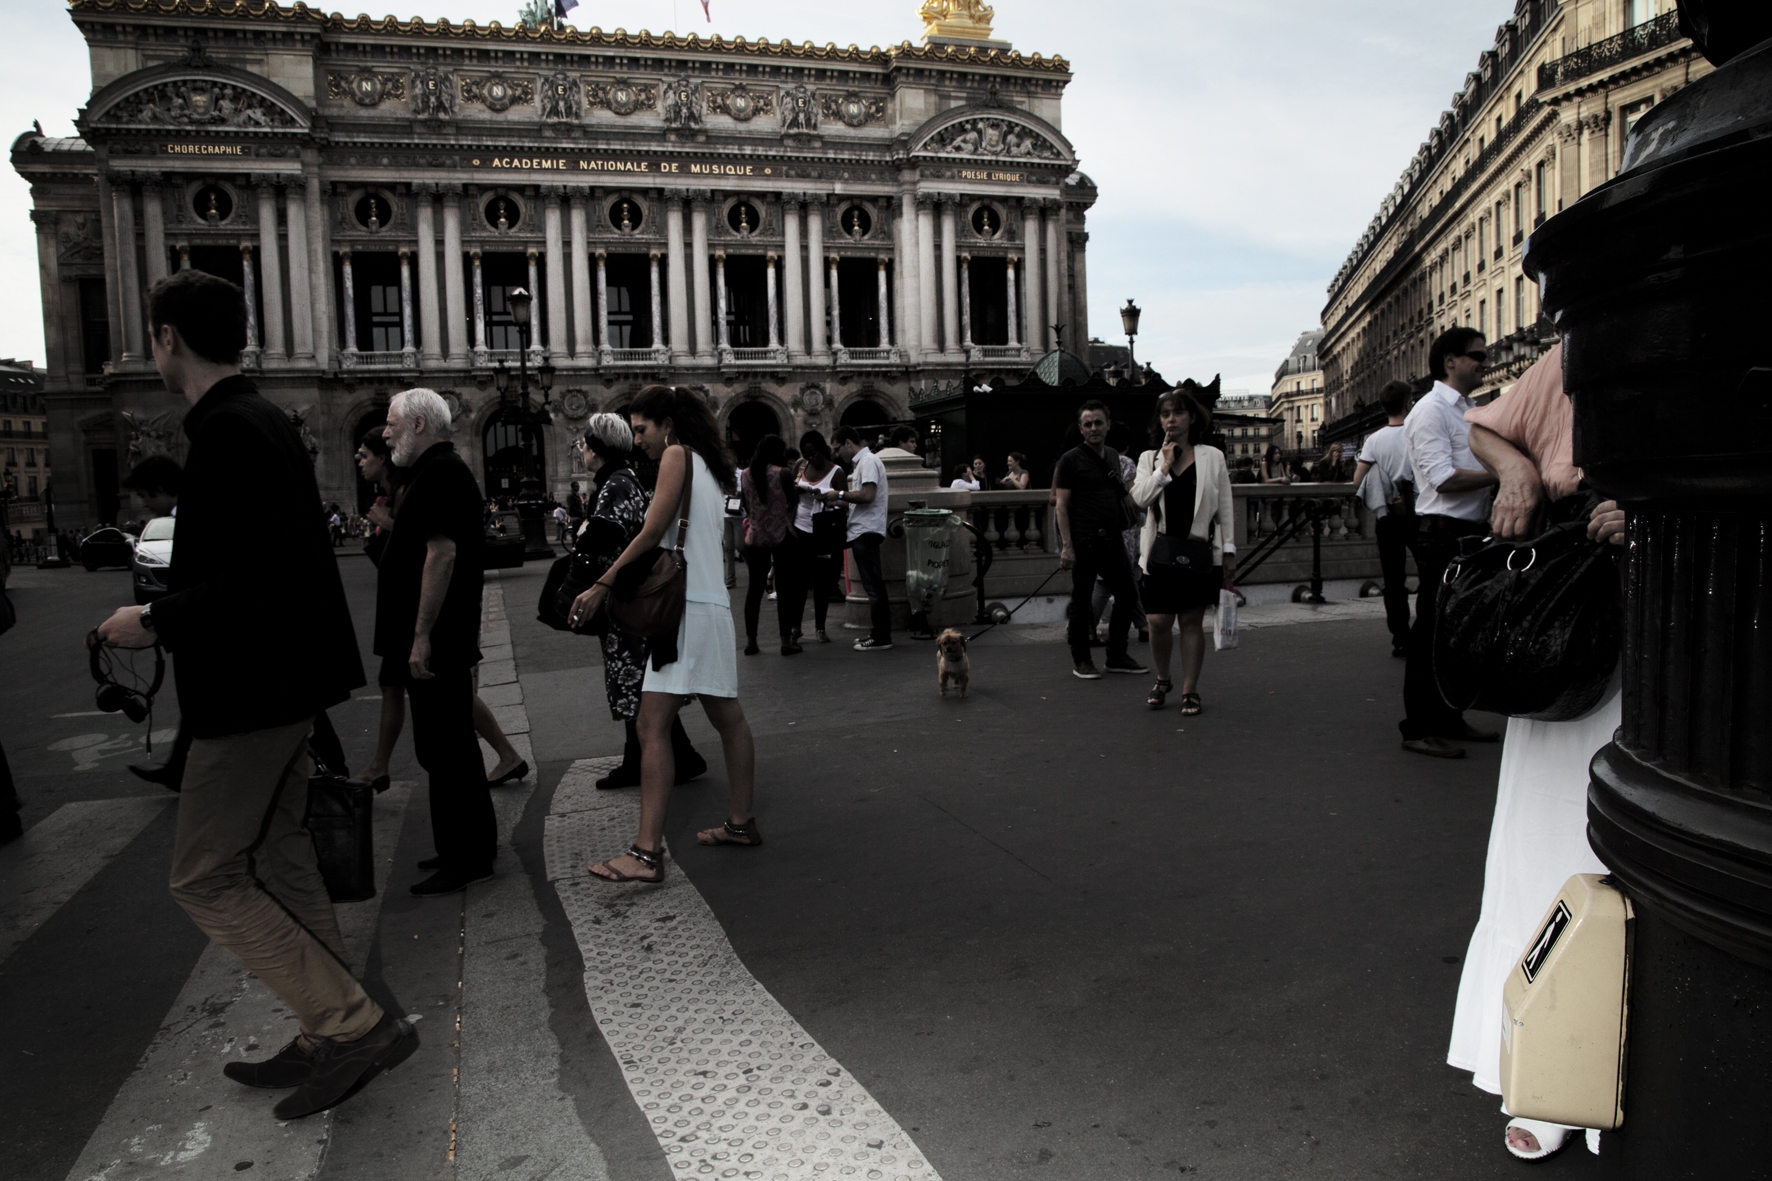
[1537,11,1683,90]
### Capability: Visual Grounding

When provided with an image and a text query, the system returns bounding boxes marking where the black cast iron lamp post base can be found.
[497,288,559,561]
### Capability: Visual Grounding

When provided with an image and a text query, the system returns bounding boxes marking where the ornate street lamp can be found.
[1120,299,1142,385]
[499,287,557,559]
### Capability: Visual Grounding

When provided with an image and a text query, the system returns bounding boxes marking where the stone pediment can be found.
[82,56,310,135]
[910,107,1071,165]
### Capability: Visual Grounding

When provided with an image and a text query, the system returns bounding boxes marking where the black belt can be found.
[1418,514,1487,535]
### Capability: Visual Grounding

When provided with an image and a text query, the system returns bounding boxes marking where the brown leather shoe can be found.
[222,1037,317,1090]
[271,1013,418,1120]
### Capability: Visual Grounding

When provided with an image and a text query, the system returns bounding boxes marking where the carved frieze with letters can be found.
[921,117,1063,161]
[410,68,456,117]
[661,78,705,129]
[328,71,407,107]
[460,75,534,113]
[586,78,656,116]
[539,72,583,121]
[94,80,300,130]
[822,92,886,129]
[707,84,773,123]
[779,85,819,133]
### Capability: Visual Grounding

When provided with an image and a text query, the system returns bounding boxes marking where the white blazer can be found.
[1129,444,1235,575]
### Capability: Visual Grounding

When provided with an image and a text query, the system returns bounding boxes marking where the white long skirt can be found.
[642,600,740,699]
[1446,682,1621,1095]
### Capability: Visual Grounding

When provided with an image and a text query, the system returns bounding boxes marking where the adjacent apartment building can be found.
[1268,329,1324,456]
[1317,0,1708,447]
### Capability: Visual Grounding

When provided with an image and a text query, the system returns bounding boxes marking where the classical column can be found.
[960,253,973,348]
[414,188,443,365]
[543,191,568,357]
[255,181,286,360]
[526,249,543,357]
[765,252,781,352]
[1005,255,1021,348]
[939,198,960,356]
[895,192,919,357]
[1021,201,1043,351]
[398,248,416,364]
[568,193,593,359]
[665,194,690,361]
[111,178,143,362]
[1070,230,1090,344]
[305,175,331,366]
[648,250,664,351]
[807,200,828,359]
[140,177,168,286]
[690,195,712,358]
[28,211,66,380]
[470,248,486,361]
[782,199,805,358]
[284,181,314,362]
[98,177,125,363]
[828,256,843,350]
[1045,202,1065,345]
[714,251,731,352]
[339,248,357,353]
[442,187,468,362]
[916,194,938,356]
[240,244,260,352]
[875,255,892,349]
[595,249,610,357]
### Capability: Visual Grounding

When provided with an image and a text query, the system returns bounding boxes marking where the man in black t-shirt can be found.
[1054,400,1148,680]
[377,387,494,897]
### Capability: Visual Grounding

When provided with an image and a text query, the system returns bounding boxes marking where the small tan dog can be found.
[936,628,970,697]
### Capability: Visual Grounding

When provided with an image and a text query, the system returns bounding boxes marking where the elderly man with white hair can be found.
[377,387,496,897]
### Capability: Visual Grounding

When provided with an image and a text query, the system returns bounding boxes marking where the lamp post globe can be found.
[1120,298,1142,384]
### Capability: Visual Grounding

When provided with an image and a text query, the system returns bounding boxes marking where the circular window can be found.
[484,196,521,231]
[840,205,873,239]
[192,184,233,224]
[354,192,392,230]
[609,198,644,233]
[971,205,1003,238]
[726,201,760,235]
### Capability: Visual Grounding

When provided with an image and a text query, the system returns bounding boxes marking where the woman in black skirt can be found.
[1129,391,1237,715]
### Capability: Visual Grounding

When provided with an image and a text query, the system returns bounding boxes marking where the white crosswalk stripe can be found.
[544,762,942,1181]
[0,796,169,964]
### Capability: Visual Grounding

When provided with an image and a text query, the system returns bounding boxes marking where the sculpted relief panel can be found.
[586,78,657,116]
[921,117,1064,161]
[411,68,456,117]
[460,74,534,112]
[93,80,302,129]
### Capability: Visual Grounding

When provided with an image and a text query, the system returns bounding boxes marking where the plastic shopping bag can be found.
[1214,587,1239,651]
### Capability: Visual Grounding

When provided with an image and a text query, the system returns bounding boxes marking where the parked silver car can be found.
[131,515,175,605]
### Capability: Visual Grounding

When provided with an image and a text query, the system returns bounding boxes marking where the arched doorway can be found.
[351,404,391,513]
[839,397,891,447]
[482,408,544,505]
[725,399,782,466]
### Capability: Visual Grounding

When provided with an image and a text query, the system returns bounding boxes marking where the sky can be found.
[0,0,1517,394]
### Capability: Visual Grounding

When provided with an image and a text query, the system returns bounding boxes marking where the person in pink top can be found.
[1447,343,1629,1163]
[738,434,799,656]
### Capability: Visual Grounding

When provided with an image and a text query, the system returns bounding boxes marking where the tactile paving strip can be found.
[546,760,940,1181]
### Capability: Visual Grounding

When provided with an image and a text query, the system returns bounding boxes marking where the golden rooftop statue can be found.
[920,0,997,44]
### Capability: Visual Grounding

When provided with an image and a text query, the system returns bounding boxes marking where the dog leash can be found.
[965,563,1069,644]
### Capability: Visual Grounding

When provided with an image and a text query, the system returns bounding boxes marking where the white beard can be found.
[390,432,418,467]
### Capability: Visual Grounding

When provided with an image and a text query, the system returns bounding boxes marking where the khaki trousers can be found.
[170,717,383,1043]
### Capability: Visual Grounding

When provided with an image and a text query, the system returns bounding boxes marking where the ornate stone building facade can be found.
[1267,329,1323,457]
[14,0,1096,526]
[1317,0,1706,444]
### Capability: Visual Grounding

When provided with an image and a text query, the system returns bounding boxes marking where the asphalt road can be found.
[0,553,1605,1179]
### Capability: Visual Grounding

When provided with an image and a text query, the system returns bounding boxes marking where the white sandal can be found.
[1504,1117,1577,1161]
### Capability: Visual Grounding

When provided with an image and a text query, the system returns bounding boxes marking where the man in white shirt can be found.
[1353,380,1418,657]
[1398,327,1501,758]
[829,426,892,651]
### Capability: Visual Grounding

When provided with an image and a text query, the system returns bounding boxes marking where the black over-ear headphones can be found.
[86,630,165,724]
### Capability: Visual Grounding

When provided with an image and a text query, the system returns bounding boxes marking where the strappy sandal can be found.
[588,844,666,884]
[1147,679,1173,710]
[1179,692,1202,716]
[697,818,764,847]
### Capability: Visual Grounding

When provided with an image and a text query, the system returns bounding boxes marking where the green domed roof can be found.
[1032,347,1092,387]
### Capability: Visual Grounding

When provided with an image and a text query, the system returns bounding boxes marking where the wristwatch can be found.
[139,603,156,631]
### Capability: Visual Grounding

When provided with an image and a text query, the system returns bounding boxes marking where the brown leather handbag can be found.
[608,448,694,639]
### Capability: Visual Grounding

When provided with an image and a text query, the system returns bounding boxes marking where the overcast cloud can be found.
[1,0,1514,393]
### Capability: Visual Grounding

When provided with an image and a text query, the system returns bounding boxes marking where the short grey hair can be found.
[390,387,452,437]
[583,412,632,455]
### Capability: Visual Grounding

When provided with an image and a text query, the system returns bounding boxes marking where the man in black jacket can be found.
[96,270,415,1121]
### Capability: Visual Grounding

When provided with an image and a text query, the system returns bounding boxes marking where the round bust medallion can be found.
[192,184,234,224]
[350,73,383,107]
[838,93,871,128]
[608,199,644,233]
[607,82,639,116]
[483,77,514,113]
[726,89,757,122]
[727,201,760,235]
[561,390,591,419]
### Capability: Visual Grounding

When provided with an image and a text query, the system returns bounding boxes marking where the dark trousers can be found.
[0,738,20,841]
[405,666,495,873]
[850,532,891,643]
[1375,512,1420,648]
[1399,517,1485,740]
[742,543,792,640]
[1069,530,1138,663]
[779,529,841,635]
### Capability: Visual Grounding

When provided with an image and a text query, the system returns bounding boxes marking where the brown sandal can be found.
[697,818,763,847]
[589,844,666,883]
[1179,692,1202,716]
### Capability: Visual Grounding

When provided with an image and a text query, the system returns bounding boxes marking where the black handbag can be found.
[1148,532,1214,569]
[538,515,628,635]
[306,774,375,903]
[809,504,849,556]
[1432,519,1621,721]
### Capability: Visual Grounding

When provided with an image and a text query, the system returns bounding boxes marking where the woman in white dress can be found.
[1448,345,1627,1161]
[568,385,760,884]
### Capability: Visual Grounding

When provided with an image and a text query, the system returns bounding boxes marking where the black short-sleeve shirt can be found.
[374,442,485,671]
[1054,445,1127,537]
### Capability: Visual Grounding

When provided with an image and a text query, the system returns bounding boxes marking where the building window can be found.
[1516,275,1528,328]
[1496,287,1506,336]
[1495,201,1506,259]
[1535,162,1547,225]
[1310,405,1318,422]
[79,277,111,374]
[1627,0,1653,27]
[26,475,37,497]
[1477,219,1487,271]
[24,448,36,467]
[1478,299,1487,336]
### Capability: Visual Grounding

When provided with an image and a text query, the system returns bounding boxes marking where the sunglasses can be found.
[1463,350,1489,363]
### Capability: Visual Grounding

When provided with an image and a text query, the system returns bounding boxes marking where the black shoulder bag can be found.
[1432,514,1621,721]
